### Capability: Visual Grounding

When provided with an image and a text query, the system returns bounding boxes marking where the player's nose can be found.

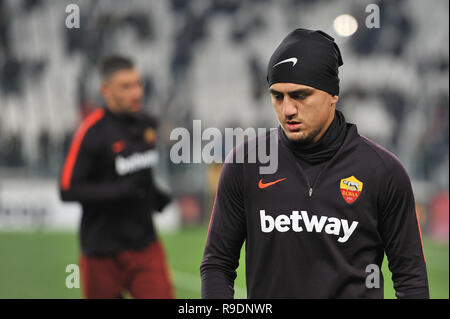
[282,98,297,118]
[132,84,144,100]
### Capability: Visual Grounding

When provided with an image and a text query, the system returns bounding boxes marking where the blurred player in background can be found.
[60,55,174,299]
[201,29,429,299]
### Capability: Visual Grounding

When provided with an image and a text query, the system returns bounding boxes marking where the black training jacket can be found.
[201,123,429,299]
[60,107,169,256]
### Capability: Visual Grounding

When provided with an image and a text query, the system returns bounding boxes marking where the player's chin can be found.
[288,131,318,145]
[129,103,142,113]
[283,128,307,141]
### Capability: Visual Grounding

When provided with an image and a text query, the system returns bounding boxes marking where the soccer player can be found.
[60,55,174,299]
[200,29,429,299]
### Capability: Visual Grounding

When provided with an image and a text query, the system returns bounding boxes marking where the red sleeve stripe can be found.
[60,109,105,191]
[415,207,426,263]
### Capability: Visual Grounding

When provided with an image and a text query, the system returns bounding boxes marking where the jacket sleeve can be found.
[378,159,430,299]
[200,159,246,299]
[59,125,141,203]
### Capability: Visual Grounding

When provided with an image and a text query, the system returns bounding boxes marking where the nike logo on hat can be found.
[273,57,298,68]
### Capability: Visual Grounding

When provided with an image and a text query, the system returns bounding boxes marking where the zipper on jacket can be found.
[284,124,356,199]
[294,162,313,198]
[308,170,325,198]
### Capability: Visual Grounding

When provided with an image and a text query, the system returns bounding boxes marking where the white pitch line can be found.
[171,269,247,299]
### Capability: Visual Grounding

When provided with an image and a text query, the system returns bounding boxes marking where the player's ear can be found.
[331,95,339,107]
[100,81,110,100]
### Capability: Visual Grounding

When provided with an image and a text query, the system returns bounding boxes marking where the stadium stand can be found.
[0,0,448,234]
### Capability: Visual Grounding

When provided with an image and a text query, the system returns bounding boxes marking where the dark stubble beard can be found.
[285,126,322,146]
[116,100,139,116]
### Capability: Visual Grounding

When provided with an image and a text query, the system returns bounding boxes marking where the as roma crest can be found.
[340,176,363,204]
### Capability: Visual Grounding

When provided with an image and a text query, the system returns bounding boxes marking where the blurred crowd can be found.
[0,0,448,237]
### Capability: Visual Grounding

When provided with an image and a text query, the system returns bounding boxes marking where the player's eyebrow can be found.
[289,89,314,95]
[269,89,283,96]
[270,88,314,96]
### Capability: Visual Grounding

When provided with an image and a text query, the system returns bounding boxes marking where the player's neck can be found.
[280,110,347,165]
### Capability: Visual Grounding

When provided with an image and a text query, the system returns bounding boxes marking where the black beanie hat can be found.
[267,28,344,96]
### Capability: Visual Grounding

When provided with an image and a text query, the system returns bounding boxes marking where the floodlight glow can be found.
[333,14,358,37]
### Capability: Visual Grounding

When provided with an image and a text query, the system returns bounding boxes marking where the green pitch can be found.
[0,227,447,299]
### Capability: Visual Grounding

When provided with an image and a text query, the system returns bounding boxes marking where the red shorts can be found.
[80,240,174,299]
